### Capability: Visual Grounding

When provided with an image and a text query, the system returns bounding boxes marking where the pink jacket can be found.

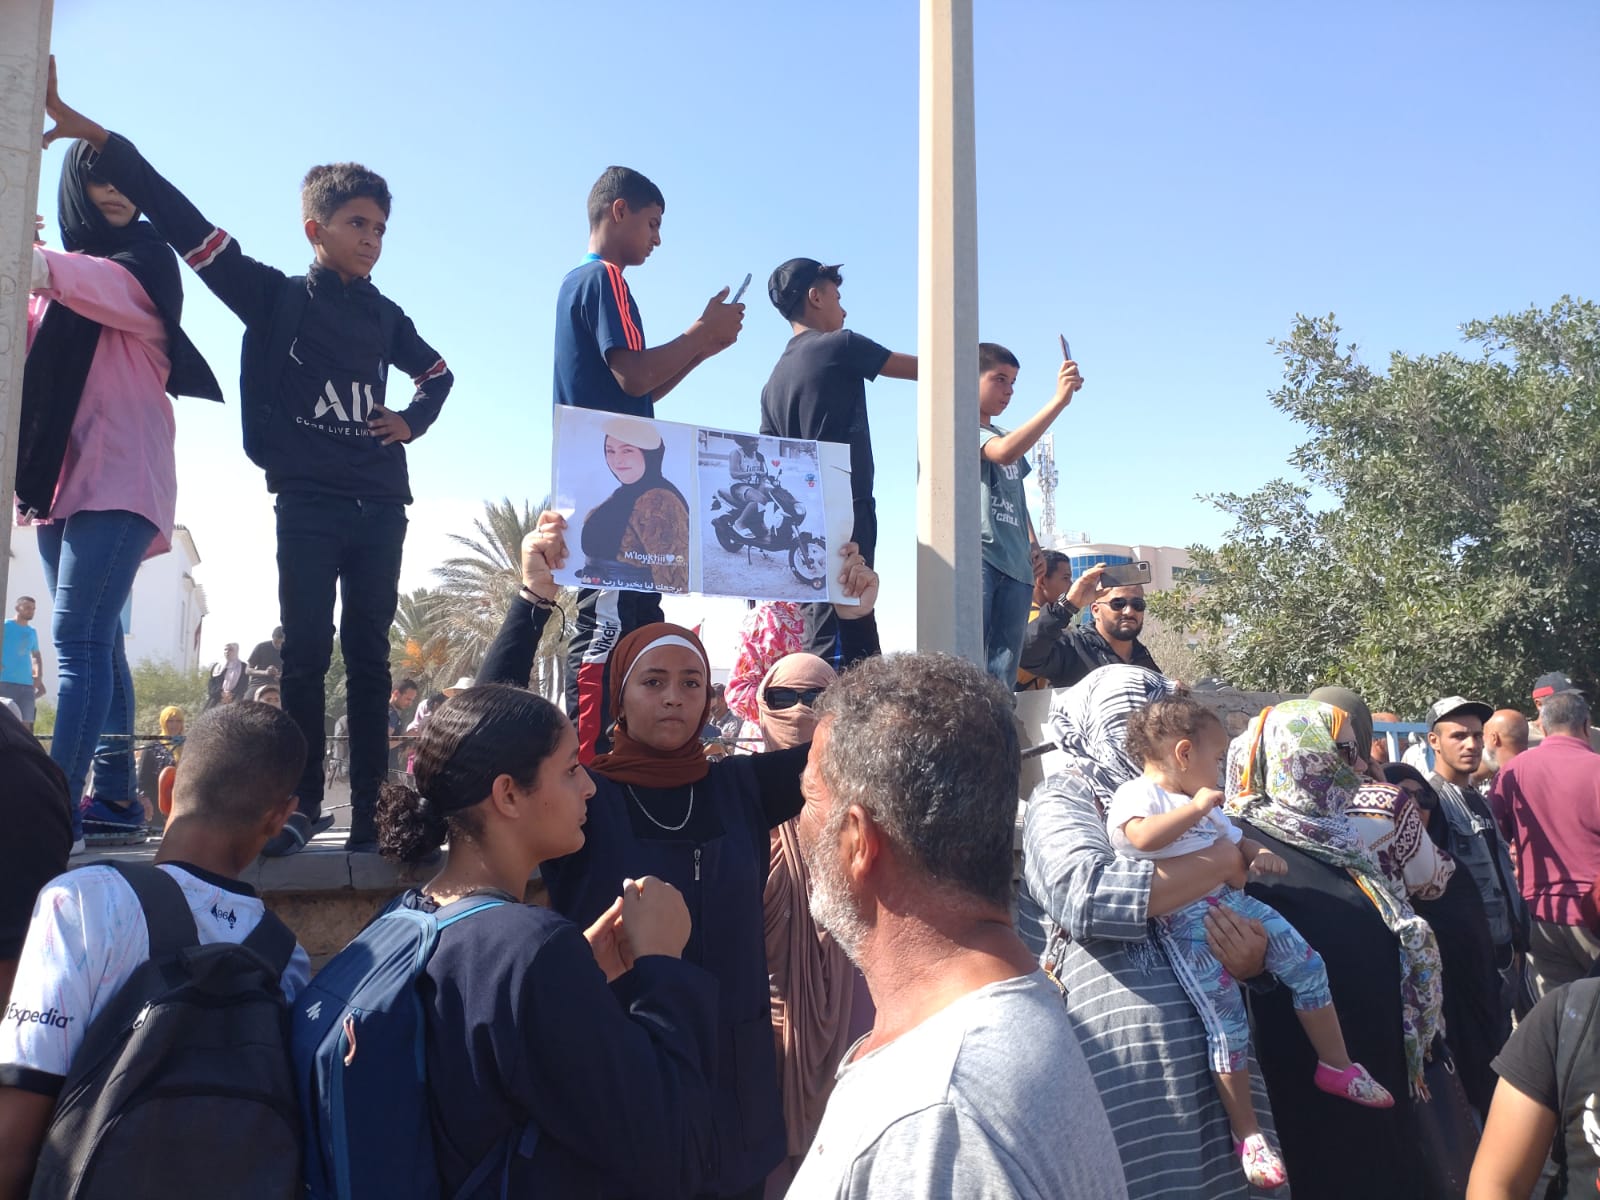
[24,248,176,558]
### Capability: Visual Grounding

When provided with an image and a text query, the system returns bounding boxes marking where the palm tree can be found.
[392,587,453,692]
[429,498,574,697]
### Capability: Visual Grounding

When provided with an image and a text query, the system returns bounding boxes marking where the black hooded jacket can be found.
[87,133,453,504]
[16,139,221,518]
[1018,599,1161,688]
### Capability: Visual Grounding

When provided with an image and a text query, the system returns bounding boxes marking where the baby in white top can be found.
[1105,695,1394,1191]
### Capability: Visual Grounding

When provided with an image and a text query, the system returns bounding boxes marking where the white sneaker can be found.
[69,837,87,858]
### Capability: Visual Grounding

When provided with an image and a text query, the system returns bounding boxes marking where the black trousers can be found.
[801,497,876,665]
[275,493,406,821]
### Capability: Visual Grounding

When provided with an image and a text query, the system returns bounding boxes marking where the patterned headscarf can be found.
[1226,699,1444,1094]
[1049,665,1177,800]
[1347,782,1455,901]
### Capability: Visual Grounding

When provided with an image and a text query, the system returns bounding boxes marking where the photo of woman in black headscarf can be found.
[577,417,690,592]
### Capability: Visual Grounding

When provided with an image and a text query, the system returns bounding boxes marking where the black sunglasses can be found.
[1106,597,1147,612]
[764,686,825,711]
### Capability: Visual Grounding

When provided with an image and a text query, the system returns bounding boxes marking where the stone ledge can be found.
[86,831,436,892]
[85,833,545,972]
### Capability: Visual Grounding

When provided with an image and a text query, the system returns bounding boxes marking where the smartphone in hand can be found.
[1099,560,1152,588]
[731,273,752,304]
[1059,334,1072,361]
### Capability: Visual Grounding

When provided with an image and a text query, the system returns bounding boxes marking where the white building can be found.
[1042,539,1196,592]
[3,524,208,696]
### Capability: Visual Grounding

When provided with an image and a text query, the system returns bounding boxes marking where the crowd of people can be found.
[5,54,1600,1200]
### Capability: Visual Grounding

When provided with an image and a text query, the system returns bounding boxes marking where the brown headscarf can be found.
[757,653,836,751]
[588,623,712,787]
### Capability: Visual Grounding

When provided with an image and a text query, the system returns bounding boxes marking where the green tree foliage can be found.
[1156,298,1600,715]
[129,659,211,735]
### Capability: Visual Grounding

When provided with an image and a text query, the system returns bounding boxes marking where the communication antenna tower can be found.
[1035,434,1059,543]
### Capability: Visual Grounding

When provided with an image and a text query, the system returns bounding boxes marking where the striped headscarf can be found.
[1226,699,1444,1094]
[1049,665,1177,800]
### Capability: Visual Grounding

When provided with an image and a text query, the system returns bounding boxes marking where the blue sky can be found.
[37,0,1599,658]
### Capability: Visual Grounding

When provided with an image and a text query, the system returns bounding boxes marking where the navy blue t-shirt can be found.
[553,256,650,416]
[759,329,891,503]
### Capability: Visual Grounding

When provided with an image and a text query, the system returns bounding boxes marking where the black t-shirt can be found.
[1493,981,1600,1193]
[759,329,891,503]
[247,640,282,674]
[0,709,72,959]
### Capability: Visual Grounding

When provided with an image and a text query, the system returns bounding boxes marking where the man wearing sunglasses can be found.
[1016,569,1161,690]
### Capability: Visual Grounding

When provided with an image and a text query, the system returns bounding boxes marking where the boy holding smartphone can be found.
[977,343,1082,686]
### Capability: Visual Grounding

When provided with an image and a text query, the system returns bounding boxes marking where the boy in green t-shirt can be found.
[978,342,1082,685]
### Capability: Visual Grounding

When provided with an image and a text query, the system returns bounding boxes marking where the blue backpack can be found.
[290,893,536,1200]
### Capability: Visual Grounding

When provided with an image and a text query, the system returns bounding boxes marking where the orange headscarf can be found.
[589,623,713,788]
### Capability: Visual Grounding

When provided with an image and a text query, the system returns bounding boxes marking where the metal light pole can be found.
[916,0,982,661]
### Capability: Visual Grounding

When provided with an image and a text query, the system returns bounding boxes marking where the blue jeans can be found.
[981,560,1033,688]
[275,494,406,822]
[36,510,157,835]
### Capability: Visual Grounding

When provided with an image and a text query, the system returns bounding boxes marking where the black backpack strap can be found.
[109,863,200,961]
[240,909,298,978]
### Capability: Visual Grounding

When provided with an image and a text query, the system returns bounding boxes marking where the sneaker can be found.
[1314,1061,1394,1108]
[261,812,336,859]
[1236,1134,1287,1190]
[82,798,146,845]
[345,810,379,854]
[69,837,87,858]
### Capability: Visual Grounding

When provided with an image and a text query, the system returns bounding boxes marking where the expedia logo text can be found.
[5,1003,73,1029]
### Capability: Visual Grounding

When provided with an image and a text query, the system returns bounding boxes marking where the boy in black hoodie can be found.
[43,61,453,854]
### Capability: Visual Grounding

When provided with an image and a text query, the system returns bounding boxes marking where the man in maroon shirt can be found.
[1489,689,1600,996]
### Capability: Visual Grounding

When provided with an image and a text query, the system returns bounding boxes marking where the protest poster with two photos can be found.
[550,406,855,603]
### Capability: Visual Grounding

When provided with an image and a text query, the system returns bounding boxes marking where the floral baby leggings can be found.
[1158,884,1332,1074]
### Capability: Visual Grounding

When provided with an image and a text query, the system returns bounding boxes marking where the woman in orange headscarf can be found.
[525,520,881,1200]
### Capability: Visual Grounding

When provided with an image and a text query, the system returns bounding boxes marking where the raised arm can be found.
[476,513,564,689]
[608,289,743,401]
[1018,565,1107,680]
[44,60,286,329]
[981,360,1082,467]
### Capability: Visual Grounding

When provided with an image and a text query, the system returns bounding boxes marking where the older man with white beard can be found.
[789,652,1127,1200]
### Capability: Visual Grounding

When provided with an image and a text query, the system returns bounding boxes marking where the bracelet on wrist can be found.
[520,585,557,610]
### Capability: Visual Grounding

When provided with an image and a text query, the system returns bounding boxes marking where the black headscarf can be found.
[1383,762,1450,849]
[17,139,222,519]
[580,435,687,561]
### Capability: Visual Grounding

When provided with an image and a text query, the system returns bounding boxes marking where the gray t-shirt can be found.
[979,427,1034,585]
[788,971,1128,1200]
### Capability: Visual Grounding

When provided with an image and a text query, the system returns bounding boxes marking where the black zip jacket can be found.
[1018,599,1161,688]
[88,133,453,503]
